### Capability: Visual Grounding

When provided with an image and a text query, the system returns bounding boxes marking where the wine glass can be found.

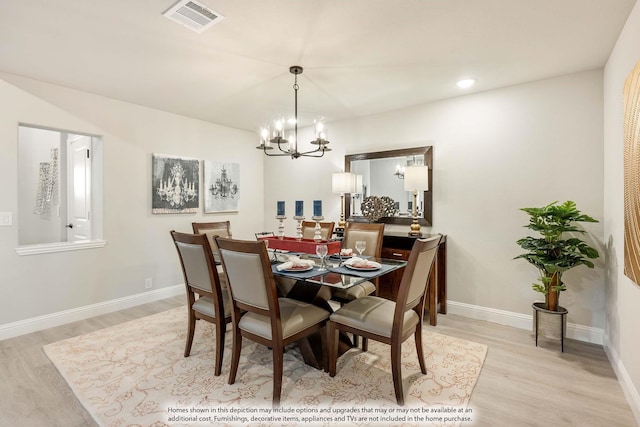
[316,244,328,271]
[355,240,366,256]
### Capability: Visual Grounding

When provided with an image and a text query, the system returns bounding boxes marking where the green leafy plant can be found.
[514,201,599,311]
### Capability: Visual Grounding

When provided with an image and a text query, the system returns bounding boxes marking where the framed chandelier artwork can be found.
[204,160,240,213]
[624,60,640,286]
[152,153,199,214]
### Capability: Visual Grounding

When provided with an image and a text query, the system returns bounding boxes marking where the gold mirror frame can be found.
[345,146,433,226]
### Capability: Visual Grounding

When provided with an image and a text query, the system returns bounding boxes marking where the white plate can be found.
[283,265,314,272]
[345,263,380,271]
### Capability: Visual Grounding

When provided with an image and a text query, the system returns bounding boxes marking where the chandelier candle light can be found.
[294,200,305,240]
[257,66,331,159]
[403,166,429,236]
[312,200,324,242]
[276,201,286,239]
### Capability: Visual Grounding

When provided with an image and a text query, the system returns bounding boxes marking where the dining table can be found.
[269,250,408,370]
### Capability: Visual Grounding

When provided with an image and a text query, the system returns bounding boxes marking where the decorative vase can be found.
[532,302,568,351]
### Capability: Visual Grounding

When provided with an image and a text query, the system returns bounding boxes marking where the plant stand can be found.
[532,302,568,352]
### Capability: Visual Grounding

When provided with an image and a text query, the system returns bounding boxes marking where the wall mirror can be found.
[345,146,432,226]
[17,124,104,254]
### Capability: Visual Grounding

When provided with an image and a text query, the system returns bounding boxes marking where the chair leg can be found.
[391,339,405,405]
[415,325,427,374]
[184,310,196,357]
[228,327,242,385]
[328,321,338,377]
[362,337,368,352]
[213,320,226,376]
[321,325,328,373]
[272,345,284,407]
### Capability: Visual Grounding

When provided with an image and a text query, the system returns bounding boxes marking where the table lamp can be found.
[403,166,429,236]
[332,172,352,227]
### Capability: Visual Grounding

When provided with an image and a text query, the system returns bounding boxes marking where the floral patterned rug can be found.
[44,307,487,427]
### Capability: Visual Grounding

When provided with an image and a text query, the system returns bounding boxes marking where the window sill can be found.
[15,240,107,256]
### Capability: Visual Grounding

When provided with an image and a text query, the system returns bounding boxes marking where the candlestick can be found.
[295,200,304,217]
[311,215,324,242]
[313,200,322,217]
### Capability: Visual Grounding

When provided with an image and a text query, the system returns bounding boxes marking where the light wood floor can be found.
[0,296,637,427]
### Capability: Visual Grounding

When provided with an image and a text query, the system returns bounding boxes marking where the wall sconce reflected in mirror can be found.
[394,163,405,179]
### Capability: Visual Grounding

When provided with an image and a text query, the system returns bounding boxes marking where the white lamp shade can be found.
[403,166,429,191]
[332,172,353,194]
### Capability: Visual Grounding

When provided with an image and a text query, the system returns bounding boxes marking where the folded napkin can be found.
[275,256,316,271]
[343,257,381,269]
[340,248,353,256]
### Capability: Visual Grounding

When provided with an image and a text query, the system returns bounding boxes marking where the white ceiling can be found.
[0,0,635,132]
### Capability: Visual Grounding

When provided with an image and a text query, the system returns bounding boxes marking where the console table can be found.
[379,232,447,326]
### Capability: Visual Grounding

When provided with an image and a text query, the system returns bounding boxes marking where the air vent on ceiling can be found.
[162,0,224,33]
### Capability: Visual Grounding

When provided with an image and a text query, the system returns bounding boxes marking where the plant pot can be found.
[532,302,568,352]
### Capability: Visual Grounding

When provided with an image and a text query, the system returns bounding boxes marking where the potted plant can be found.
[514,200,599,312]
[514,201,600,349]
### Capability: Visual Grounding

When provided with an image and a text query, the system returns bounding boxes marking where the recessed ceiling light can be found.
[456,78,476,89]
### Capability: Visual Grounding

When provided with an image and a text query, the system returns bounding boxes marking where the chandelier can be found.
[256,66,331,159]
[157,163,197,207]
[209,167,238,200]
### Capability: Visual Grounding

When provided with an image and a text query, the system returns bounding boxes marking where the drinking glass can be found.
[355,240,366,256]
[316,244,328,271]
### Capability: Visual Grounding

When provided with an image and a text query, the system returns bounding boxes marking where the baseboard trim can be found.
[0,285,184,341]
[447,300,604,345]
[604,335,640,425]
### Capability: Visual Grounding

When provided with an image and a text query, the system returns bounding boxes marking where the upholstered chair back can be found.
[342,223,384,257]
[175,240,214,294]
[192,221,232,255]
[301,221,335,240]
[395,235,442,316]
[219,248,270,310]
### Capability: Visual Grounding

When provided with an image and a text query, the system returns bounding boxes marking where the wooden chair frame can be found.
[328,235,442,405]
[301,221,335,240]
[170,230,232,376]
[215,237,329,406]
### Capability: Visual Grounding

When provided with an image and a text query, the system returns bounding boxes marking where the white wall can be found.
[0,74,263,326]
[603,0,640,421]
[266,69,605,330]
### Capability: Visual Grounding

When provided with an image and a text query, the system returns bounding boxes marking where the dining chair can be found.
[301,221,335,240]
[215,236,331,406]
[170,230,232,376]
[327,234,442,405]
[332,222,385,302]
[192,221,232,288]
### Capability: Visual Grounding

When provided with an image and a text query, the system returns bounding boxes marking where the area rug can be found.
[44,307,487,427]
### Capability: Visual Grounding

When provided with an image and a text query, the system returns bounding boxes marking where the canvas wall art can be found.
[204,161,239,213]
[623,60,640,286]
[152,153,199,214]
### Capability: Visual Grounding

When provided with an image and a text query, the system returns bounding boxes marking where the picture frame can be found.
[152,153,199,214]
[204,160,240,213]
[623,60,640,286]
